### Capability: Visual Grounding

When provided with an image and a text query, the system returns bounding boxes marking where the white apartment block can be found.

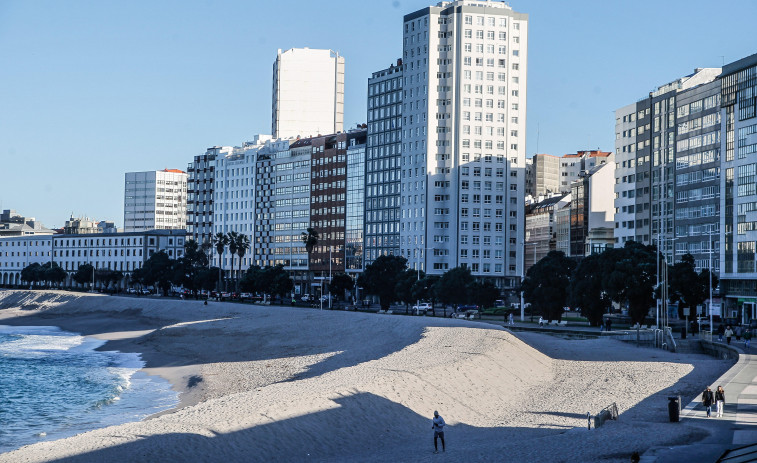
[614,103,637,245]
[0,230,186,287]
[212,136,292,276]
[272,48,345,139]
[124,169,188,232]
[401,0,527,288]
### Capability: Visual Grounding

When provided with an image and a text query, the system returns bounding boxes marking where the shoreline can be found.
[0,290,737,463]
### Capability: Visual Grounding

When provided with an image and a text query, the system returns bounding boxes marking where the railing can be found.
[592,402,619,429]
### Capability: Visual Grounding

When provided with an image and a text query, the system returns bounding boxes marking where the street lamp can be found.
[520,240,538,322]
[416,247,435,313]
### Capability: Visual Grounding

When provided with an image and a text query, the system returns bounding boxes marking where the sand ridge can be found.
[0,290,734,462]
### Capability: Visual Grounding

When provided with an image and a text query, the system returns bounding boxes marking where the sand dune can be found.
[0,290,733,462]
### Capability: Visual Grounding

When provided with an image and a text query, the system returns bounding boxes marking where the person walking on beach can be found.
[725,326,734,345]
[715,386,726,418]
[745,329,752,348]
[702,387,715,418]
[431,410,446,453]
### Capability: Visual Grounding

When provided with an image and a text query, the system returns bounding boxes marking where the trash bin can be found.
[668,396,680,422]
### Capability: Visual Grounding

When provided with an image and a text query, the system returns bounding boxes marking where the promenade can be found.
[480,316,757,462]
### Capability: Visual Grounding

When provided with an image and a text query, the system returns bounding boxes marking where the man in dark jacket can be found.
[702,387,715,418]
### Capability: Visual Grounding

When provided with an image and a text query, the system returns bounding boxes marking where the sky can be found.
[1,0,755,228]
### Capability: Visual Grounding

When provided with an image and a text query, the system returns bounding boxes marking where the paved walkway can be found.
[641,342,757,462]
[480,318,757,462]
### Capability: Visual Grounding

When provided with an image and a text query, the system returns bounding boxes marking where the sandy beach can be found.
[0,290,734,462]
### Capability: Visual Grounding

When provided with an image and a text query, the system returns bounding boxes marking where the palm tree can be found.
[227,231,239,288]
[201,239,213,268]
[301,227,319,297]
[213,232,229,292]
[234,234,251,292]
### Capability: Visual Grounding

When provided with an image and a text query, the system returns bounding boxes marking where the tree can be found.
[21,263,44,287]
[140,251,175,296]
[470,279,500,310]
[264,265,294,299]
[43,262,67,287]
[434,266,474,308]
[667,253,720,321]
[227,231,240,287]
[360,255,407,310]
[329,273,353,301]
[522,251,575,322]
[213,232,229,292]
[602,241,657,324]
[569,253,609,326]
[200,239,213,268]
[176,239,210,297]
[197,267,220,292]
[73,263,95,287]
[394,269,420,314]
[233,233,250,292]
[412,275,439,309]
[240,265,293,301]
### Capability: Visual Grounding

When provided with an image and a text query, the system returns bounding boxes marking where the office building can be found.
[401,0,528,290]
[124,169,188,232]
[720,53,757,314]
[614,67,720,269]
[187,146,227,247]
[365,60,403,265]
[272,48,345,139]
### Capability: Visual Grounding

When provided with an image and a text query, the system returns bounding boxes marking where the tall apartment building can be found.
[528,153,560,197]
[187,146,226,246]
[252,136,310,295]
[720,53,757,310]
[212,136,288,280]
[614,67,720,269]
[365,60,403,266]
[401,0,527,289]
[272,48,345,139]
[124,169,188,232]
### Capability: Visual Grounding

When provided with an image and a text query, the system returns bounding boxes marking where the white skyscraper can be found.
[272,48,345,139]
[124,169,188,232]
[401,0,527,290]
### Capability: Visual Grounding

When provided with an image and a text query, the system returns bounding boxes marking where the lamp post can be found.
[520,240,538,322]
[416,246,435,312]
[709,223,714,341]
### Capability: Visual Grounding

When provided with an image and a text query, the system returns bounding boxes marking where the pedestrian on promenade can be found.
[715,386,726,418]
[691,319,699,338]
[736,325,743,341]
[718,324,725,342]
[538,316,544,327]
[702,387,715,418]
[508,312,514,326]
[725,326,734,345]
[745,329,752,348]
[607,318,612,331]
[431,411,446,453]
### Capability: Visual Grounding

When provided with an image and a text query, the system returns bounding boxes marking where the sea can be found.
[0,325,178,453]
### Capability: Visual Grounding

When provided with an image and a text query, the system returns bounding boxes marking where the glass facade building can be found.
[364,61,403,266]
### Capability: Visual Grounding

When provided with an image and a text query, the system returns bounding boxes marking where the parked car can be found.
[412,303,433,315]
[300,294,311,302]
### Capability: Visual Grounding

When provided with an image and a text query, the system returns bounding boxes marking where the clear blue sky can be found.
[1,0,755,228]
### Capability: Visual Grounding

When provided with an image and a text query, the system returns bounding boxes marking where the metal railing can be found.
[592,402,619,429]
